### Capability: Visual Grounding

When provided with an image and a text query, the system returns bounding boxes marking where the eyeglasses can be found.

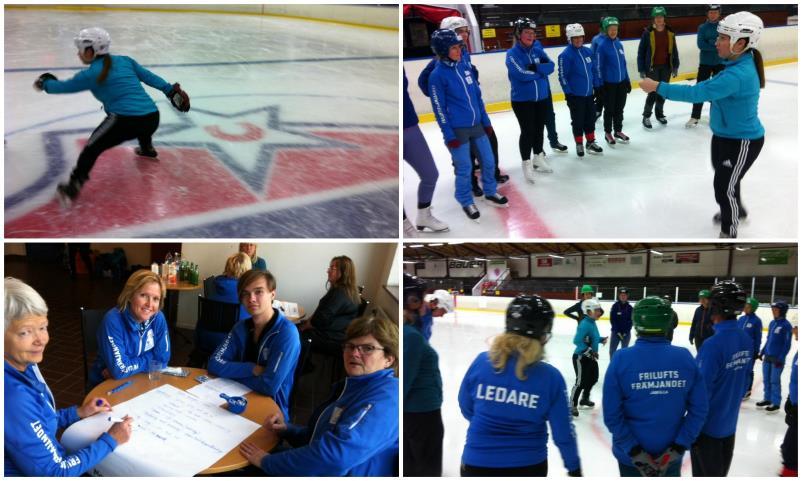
[342,343,385,355]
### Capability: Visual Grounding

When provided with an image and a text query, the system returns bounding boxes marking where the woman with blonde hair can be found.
[88,269,170,388]
[239,243,267,271]
[198,252,253,354]
[299,255,360,350]
[458,295,582,476]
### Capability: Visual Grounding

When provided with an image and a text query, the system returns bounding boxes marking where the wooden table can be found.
[164,281,201,348]
[277,302,305,324]
[86,368,279,474]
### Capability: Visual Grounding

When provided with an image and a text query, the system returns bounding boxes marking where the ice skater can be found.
[609,287,632,356]
[570,298,607,415]
[637,6,679,129]
[687,5,725,128]
[590,17,608,122]
[756,300,793,413]
[34,27,190,205]
[689,289,713,350]
[737,296,763,399]
[779,320,797,477]
[564,284,602,322]
[640,11,765,238]
[594,16,631,145]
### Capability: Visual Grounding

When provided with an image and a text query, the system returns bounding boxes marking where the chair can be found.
[80,307,106,394]
[202,275,216,297]
[289,336,313,421]
[187,296,241,369]
[357,298,370,317]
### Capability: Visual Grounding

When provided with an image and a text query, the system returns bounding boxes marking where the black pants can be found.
[595,87,604,118]
[404,409,444,476]
[566,95,596,141]
[461,460,547,477]
[642,65,671,118]
[691,64,726,119]
[782,404,797,470]
[602,81,629,133]
[73,111,160,183]
[511,99,549,160]
[545,92,559,144]
[691,432,735,476]
[469,127,501,183]
[711,135,764,237]
[571,353,599,406]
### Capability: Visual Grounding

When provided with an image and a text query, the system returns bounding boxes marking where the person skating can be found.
[689,289,713,350]
[737,296,763,399]
[558,23,603,157]
[595,17,632,145]
[687,5,726,127]
[779,319,797,477]
[637,6,679,128]
[570,298,607,415]
[609,287,633,356]
[756,300,793,412]
[563,284,603,322]
[663,295,680,343]
[590,17,608,122]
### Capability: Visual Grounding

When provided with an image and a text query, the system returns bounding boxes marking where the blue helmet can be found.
[431,28,461,58]
[771,299,789,317]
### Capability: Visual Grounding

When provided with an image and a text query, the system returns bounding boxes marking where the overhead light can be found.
[549,254,564,259]
[408,244,424,248]
[474,257,488,261]
[650,250,663,255]
[428,243,444,247]
[735,246,751,251]
[402,261,418,264]
[448,241,463,245]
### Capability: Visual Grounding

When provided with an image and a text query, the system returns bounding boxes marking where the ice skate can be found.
[756,400,771,407]
[604,132,616,145]
[417,206,449,233]
[135,145,159,158]
[571,406,579,417]
[532,152,553,173]
[713,211,748,224]
[685,118,699,128]
[576,143,585,157]
[550,141,568,153]
[56,178,82,207]
[471,177,483,197]
[656,114,668,125]
[462,204,480,222]
[521,159,536,184]
[642,116,652,129]
[495,173,510,184]
[586,140,603,155]
[403,217,418,238]
[766,405,780,413]
[614,132,630,143]
[579,398,595,408]
[483,193,509,208]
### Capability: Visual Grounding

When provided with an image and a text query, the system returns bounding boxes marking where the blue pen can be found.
[107,381,133,396]
[95,399,104,407]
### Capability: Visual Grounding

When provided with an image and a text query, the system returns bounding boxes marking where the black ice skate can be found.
[483,193,509,208]
[604,132,616,145]
[135,146,159,158]
[463,204,481,222]
[614,132,630,143]
[550,141,568,153]
[713,211,748,224]
[495,173,510,184]
[756,400,771,407]
[766,405,780,413]
[576,143,585,157]
[471,176,483,197]
[642,117,652,129]
[56,180,82,207]
[579,398,595,408]
[586,140,603,155]
[571,406,579,417]
[656,115,668,125]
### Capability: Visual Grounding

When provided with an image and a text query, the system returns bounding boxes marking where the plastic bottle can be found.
[151,262,159,275]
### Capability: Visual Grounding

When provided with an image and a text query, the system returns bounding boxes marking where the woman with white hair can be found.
[4,277,132,476]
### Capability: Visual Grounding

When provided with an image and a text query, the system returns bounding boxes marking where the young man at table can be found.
[208,270,301,421]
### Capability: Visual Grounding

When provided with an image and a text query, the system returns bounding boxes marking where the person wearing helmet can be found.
[590,17,608,122]
[594,16,632,145]
[424,289,454,317]
[563,284,603,322]
[640,11,766,239]
[737,296,763,399]
[33,27,190,205]
[662,295,680,343]
[780,317,797,477]
[506,17,557,182]
[689,289,713,349]
[756,300,793,412]
[403,273,434,341]
[403,274,444,476]
[458,295,582,476]
[570,297,607,416]
[602,296,708,477]
[636,6,679,128]
[687,5,726,128]
[427,29,508,222]
[609,287,633,356]
[558,23,604,157]
[690,281,753,476]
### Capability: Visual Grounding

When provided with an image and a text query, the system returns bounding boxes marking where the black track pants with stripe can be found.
[571,353,599,406]
[711,135,764,237]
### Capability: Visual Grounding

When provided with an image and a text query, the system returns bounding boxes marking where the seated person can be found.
[208,270,300,421]
[299,256,360,352]
[240,243,267,271]
[239,315,399,476]
[89,270,171,388]
[200,252,252,351]
[5,278,133,476]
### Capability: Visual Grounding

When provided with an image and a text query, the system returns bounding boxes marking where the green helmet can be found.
[651,6,667,18]
[633,296,672,335]
[698,289,711,298]
[580,284,594,294]
[599,16,608,27]
[747,297,759,311]
[601,16,620,33]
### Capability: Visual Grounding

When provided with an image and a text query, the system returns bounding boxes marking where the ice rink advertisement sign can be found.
[537,257,553,267]
[758,249,790,265]
[487,260,507,281]
[676,253,701,264]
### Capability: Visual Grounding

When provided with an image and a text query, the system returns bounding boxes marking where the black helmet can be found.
[708,4,722,12]
[505,294,554,339]
[709,280,747,318]
[771,299,789,317]
[513,17,537,39]
[403,273,427,308]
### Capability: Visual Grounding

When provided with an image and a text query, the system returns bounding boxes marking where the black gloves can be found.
[527,63,538,72]
[568,468,583,476]
[33,72,58,91]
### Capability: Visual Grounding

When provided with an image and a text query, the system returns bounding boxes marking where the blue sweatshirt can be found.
[610,300,633,334]
[414,309,434,341]
[602,337,708,466]
[697,21,724,66]
[737,312,763,358]
[558,44,602,97]
[42,55,173,116]
[251,256,267,271]
[259,369,398,476]
[89,306,171,387]
[657,51,764,140]
[760,317,793,363]
[696,319,753,437]
[458,352,580,471]
[403,70,419,129]
[428,58,492,143]
[403,324,443,413]
[418,45,477,97]
[208,312,300,421]
[4,361,117,476]
[506,41,554,102]
[595,36,630,84]
[790,353,798,405]
[573,315,602,355]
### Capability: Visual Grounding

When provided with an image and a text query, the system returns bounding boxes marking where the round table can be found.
[86,368,279,474]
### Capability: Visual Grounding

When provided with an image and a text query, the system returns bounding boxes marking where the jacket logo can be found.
[723,159,732,168]
[464,72,474,85]
[585,57,592,64]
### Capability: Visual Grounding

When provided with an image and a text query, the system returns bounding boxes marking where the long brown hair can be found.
[97,54,112,84]
[329,255,359,305]
[751,49,765,89]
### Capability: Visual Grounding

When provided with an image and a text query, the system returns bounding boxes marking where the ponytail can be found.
[751,49,765,89]
[97,55,112,84]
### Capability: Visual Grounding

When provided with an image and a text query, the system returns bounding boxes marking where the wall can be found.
[92,243,151,268]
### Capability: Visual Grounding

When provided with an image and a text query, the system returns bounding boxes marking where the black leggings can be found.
[511,99,549,160]
[566,95,596,141]
[711,135,764,237]
[691,432,735,476]
[782,410,797,470]
[404,410,444,476]
[691,64,726,119]
[602,81,629,133]
[461,460,547,477]
[73,110,160,183]
[571,353,599,406]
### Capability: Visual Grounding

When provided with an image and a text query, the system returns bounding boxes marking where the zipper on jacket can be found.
[310,377,349,440]
[454,67,476,126]
[576,48,590,95]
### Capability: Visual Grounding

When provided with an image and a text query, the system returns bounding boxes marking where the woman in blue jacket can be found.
[34,27,190,204]
[757,300,793,412]
[4,278,133,476]
[640,11,765,239]
[239,315,398,476]
[506,17,556,183]
[737,296,763,398]
[89,269,171,388]
[458,295,582,476]
[197,252,252,355]
[594,16,632,145]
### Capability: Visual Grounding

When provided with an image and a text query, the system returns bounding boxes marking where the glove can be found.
[629,446,660,477]
[580,347,594,359]
[639,71,646,79]
[527,63,538,72]
[568,469,583,477]
[446,139,461,149]
[33,72,57,91]
[484,125,494,137]
[671,69,678,78]
[656,444,685,476]
[625,81,632,93]
[167,83,191,112]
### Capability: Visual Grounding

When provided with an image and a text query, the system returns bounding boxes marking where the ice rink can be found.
[4,7,398,238]
[404,63,798,239]
[429,307,797,477]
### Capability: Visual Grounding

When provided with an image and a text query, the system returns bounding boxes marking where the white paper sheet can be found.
[277,300,300,317]
[61,384,260,476]
[186,377,252,407]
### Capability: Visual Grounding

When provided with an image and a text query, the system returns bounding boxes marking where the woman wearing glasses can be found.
[239,315,399,476]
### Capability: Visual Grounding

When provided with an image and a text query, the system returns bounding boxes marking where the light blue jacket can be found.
[573,315,602,355]
[506,42,554,102]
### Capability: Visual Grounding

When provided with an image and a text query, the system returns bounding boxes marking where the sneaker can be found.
[463,204,480,221]
[521,159,536,184]
[713,211,748,224]
[642,117,652,129]
[483,193,509,208]
[656,115,667,125]
[586,140,603,155]
[416,206,449,233]
[576,143,585,157]
[532,152,553,173]
[614,131,630,143]
[495,173,510,184]
[685,118,699,128]
[766,405,780,413]
[756,400,771,407]
[579,399,595,408]
[571,406,579,417]
[550,141,568,153]
[135,146,159,158]
[403,217,418,238]
[604,132,616,145]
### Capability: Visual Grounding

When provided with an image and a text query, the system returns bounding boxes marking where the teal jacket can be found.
[573,315,602,355]
[697,21,724,66]
[403,324,443,412]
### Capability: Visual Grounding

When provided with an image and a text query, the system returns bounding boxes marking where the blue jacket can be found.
[251,256,267,271]
[790,353,798,406]
[4,361,117,476]
[414,310,433,341]
[637,25,680,73]
[696,320,753,437]
[208,312,300,421]
[657,51,764,140]
[602,337,708,466]
[506,42,554,102]
[689,305,713,344]
[595,36,630,84]
[697,21,724,66]
[610,300,633,334]
[43,55,173,116]
[403,324,443,413]
[89,306,171,388]
[428,58,492,143]
[558,44,602,97]
[259,369,398,476]
[760,317,793,363]
[573,315,602,355]
[459,352,580,471]
[403,70,419,129]
[418,45,478,97]
[737,312,763,358]
[590,33,606,55]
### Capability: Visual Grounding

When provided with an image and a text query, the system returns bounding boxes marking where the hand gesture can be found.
[639,78,659,93]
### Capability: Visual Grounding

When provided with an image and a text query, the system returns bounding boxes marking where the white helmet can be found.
[440,16,469,31]
[566,23,585,40]
[717,11,763,50]
[582,298,601,314]
[74,27,111,58]
[424,289,454,313]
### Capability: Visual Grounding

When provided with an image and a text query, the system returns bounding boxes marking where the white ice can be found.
[404,64,798,239]
[430,308,796,477]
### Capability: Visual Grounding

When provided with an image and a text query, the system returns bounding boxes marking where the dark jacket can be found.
[689,305,713,346]
[637,25,680,74]
[309,286,360,344]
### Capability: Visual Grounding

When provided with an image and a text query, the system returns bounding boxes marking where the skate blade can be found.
[417,226,450,233]
[483,199,510,208]
[587,150,604,155]
[56,191,73,209]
